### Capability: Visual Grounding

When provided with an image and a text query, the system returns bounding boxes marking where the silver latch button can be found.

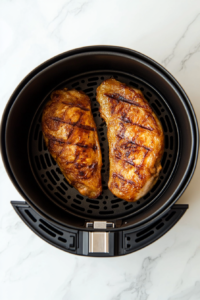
[86,221,114,253]
[89,232,109,253]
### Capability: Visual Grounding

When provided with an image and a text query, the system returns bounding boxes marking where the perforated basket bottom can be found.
[29,71,179,220]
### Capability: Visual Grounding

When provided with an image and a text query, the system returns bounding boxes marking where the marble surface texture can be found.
[1,0,200,299]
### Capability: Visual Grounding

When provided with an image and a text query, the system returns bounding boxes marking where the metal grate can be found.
[29,72,179,219]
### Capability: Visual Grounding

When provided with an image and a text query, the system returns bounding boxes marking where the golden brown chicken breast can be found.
[42,88,102,199]
[96,79,164,202]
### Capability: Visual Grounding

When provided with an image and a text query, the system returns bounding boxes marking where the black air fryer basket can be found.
[1,46,199,256]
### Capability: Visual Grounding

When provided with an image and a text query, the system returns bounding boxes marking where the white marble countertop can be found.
[1,0,200,299]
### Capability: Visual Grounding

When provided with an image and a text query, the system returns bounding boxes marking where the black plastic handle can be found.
[11,201,188,256]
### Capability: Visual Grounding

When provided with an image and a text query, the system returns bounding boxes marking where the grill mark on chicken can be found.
[120,116,154,131]
[105,93,145,108]
[116,134,151,151]
[51,117,95,131]
[74,143,97,151]
[113,173,135,185]
[115,155,137,167]
[61,101,90,111]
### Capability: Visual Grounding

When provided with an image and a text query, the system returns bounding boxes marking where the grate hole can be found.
[127,244,131,248]
[58,237,67,243]
[46,171,56,185]
[145,96,150,102]
[60,183,68,191]
[143,192,150,200]
[39,113,42,123]
[92,108,99,113]
[161,152,167,167]
[87,210,92,213]
[163,160,170,174]
[50,155,56,165]
[111,198,122,204]
[103,186,108,190]
[63,178,73,188]
[87,82,97,87]
[155,100,162,107]
[76,87,81,91]
[165,211,176,221]
[123,202,129,205]
[47,184,53,191]
[88,77,99,81]
[55,192,67,203]
[45,154,51,167]
[40,219,63,235]
[71,82,79,87]
[170,136,173,150]
[83,88,93,93]
[76,194,84,200]
[43,140,47,150]
[137,201,140,204]
[34,124,40,140]
[151,103,161,116]
[24,210,36,222]
[86,199,99,204]
[129,81,138,88]
[125,204,133,210]
[156,222,164,230]
[40,155,47,169]
[71,204,85,211]
[146,92,152,97]
[99,211,114,215]
[89,204,99,209]
[160,117,167,132]
[67,196,71,199]
[99,128,103,132]
[87,93,93,97]
[56,168,62,174]
[165,115,173,132]
[101,77,104,80]
[39,224,56,237]
[140,87,144,91]
[35,156,41,170]
[165,135,169,149]
[56,186,65,195]
[135,230,154,243]
[151,180,161,193]
[38,131,43,151]
[51,170,60,181]
[127,237,131,241]
[73,199,81,204]
[100,132,104,136]
[112,204,119,209]
[104,206,107,210]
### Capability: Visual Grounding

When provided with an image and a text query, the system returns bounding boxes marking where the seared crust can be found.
[96,79,164,202]
[42,88,102,199]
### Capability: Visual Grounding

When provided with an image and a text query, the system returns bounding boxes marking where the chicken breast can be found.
[42,88,102,199]
[96,79,164,202]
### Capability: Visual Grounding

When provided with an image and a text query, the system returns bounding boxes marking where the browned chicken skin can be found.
[42,88,102,199]
[96,79,164,202]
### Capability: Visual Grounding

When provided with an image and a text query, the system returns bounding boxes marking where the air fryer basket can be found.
[1,46,199,232]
